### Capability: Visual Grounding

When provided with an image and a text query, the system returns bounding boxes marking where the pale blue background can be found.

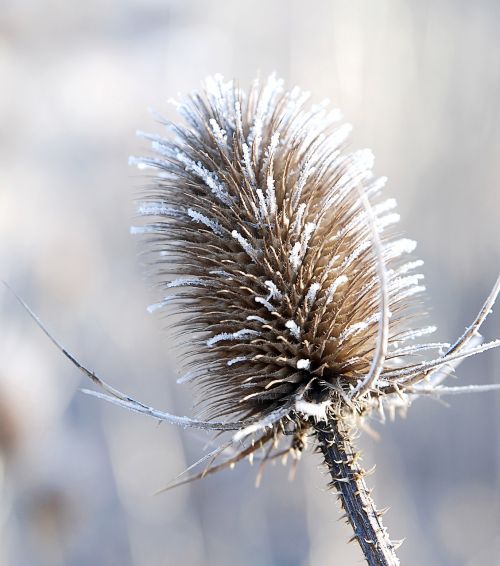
[0,1,499,564]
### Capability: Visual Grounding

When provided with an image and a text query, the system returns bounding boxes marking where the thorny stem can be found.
[315,419,400,566]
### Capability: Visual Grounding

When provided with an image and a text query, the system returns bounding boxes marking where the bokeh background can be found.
[1,1,499,565]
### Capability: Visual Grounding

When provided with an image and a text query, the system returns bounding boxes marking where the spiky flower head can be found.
[130,73,499,466]
[5,72,497,566]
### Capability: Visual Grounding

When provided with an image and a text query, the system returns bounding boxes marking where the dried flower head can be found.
[130,74,498,425]
[13,74,497,566]
[128,74,500,564]
[126,75,500,563]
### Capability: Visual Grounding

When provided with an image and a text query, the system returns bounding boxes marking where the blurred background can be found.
[1,1,499,565]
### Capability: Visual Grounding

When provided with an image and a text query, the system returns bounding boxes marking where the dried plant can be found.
[11,74,500,565]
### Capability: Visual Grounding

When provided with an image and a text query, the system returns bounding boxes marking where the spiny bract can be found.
[130,74,499,473]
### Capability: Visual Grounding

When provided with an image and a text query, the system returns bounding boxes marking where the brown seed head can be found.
[131,74,500,454]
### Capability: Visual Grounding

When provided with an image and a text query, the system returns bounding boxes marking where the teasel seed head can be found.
[5,71,497,566]
[132,74,499,432]
[128,73,499,564]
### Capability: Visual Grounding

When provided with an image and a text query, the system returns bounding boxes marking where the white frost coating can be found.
[130,225,159,235]
[207,328,261,347]
[209,118,227,146]
[156,171,179,181]
[301,222,316,252]
[386,238,417,260]
[339,313,380,344]
[324,122,352,153]
[290,203,307,236]
[262,131,280,176]
[256,188,268,221]
[234,99,243,133]
[393,326,437,346]
[150,141,179,158]
[334,149,374,194]
[231,230,260,261]
[265,280,282,301]
[376,213,400,231]
[266,174,277,216]
[289,221,316,272]
[227,356,248,366]
[128,156,160,170]
[248,74,284,153]
[396,259,424,275]
[292,160,315,208]
[174,102,203,131]
[176,152,232,206]
[386,339,500,381]
[414,384,500,396]
[305,282,321,308]
[289,242,302,272]
[299,124,326,159]
[209,270,233,278]
[366,175,388,198]
[355,262,424,298]
[325,275,348,305]
[295,399,330,420]
[355,148,375,172]
[147,296,177,313]
[396,285,426,300]
[166,278,209,288]
[268,131,280,154]
[246,315,269,324]
[373,198,398,216]
[285,320,301,339]
[242,143,257,186]
[297,358,311,370]
[205,74,235,120]
[188,208,224,236]
[255,296,275,312]
[390,274,425,292]
[392,342,451,356]
[341,239,371,270]
[341,199,398,237]
[282,88,310,137]
[136,129,171,144]
[176,371,198,384]
[232,402,292,442]
[339,356,361,368]
[138,203,183,217]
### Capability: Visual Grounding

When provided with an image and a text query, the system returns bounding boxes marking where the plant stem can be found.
[315,419,400,566]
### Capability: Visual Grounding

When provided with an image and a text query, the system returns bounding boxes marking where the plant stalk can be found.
[315,419,400,566]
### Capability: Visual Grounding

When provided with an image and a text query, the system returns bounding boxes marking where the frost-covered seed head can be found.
[131,74,500,438]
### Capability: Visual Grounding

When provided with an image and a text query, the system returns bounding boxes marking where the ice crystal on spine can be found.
[128,74,500,565]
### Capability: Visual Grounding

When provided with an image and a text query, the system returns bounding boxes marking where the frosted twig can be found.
[4,284,274,433]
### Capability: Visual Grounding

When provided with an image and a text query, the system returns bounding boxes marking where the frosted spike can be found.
[188,208,224,236]
[264,280,282,301]
[232,230,260,261]
[207,329,261,348]
[177,152,233,206]
[246,315,269,324]
[305,282,321,309]
[255,296,275,312]
[285,320,301,340]
[138,202,184,218]
[325,275,348,305]
[227,356,248,366]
